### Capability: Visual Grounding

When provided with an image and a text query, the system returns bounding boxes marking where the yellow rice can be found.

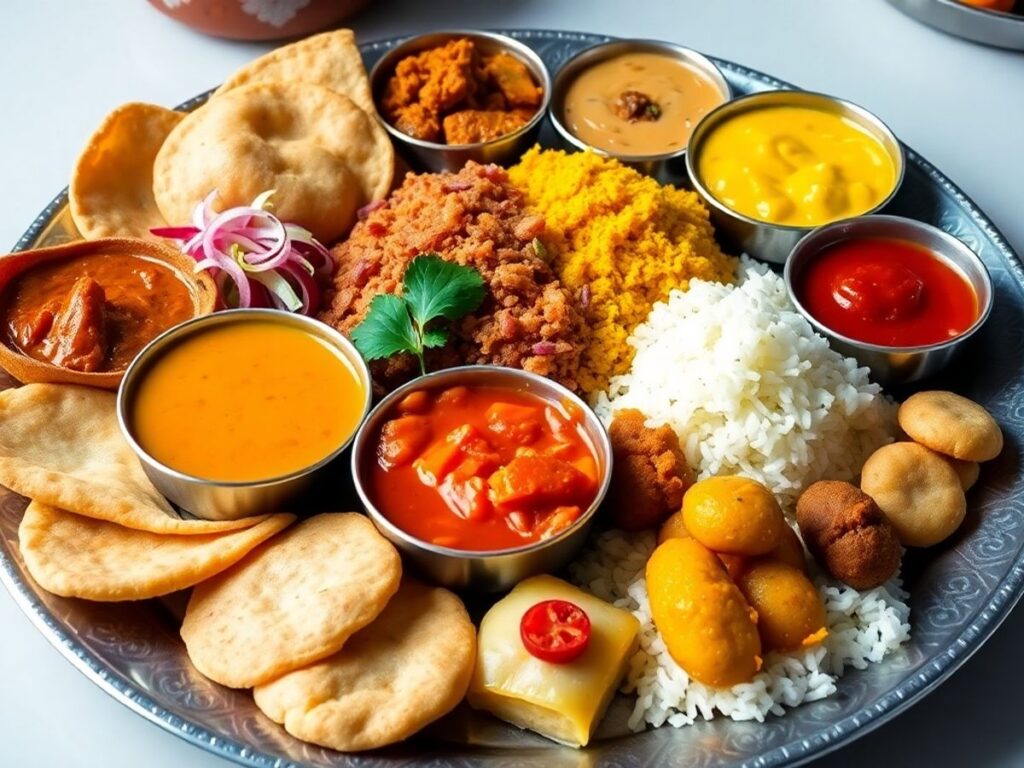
[508,147,736,395]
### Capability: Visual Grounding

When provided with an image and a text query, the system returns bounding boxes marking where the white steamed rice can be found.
[570,530,911,729]
[593,259,897,509]
[581,259,911,728]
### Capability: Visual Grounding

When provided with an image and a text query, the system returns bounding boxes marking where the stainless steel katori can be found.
[548,39,731,187]
[368,30,552,172]
[116,309,372,521]
[784,214,994,386]
[686,90,906,265]
[350,365,613,592]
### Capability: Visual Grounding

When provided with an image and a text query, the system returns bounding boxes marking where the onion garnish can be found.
[151,190,334,316]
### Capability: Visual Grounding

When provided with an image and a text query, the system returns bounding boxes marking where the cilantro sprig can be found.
[351,254,486,375]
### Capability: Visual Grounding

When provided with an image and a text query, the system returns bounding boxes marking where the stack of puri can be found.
[0,384,295,600]
[796,390,1004,589]
[1,384,476,752]
[68,29,394,245]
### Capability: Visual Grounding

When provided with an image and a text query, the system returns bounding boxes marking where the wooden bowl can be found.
[0,238,217,390]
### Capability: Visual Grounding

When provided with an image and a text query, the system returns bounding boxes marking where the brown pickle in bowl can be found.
[369,31,551,172]
[0,237,216,389]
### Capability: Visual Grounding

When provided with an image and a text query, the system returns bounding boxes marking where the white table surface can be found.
[2,0,1022,766]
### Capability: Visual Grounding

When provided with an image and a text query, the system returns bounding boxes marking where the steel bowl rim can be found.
[685,89,907,233]
[351,363,613,560]
[783,214,995,355]
[116,308,373,489]
[368,29,552,151]
[548,38,732,163]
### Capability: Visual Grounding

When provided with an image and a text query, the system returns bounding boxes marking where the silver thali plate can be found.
[887,0,1024,49]
[2,29,1024,768]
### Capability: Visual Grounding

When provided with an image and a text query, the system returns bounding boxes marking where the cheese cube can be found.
[467,575,640,747]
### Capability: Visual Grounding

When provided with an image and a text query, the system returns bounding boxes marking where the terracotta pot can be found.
[147,0,373,41]
[0,238,217,390]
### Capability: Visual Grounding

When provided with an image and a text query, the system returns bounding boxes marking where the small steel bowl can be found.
[369,30,551,172]
[784,214,993,386]
[550,39,731,186]
[686,90,906,264]
[117,309,372,521]
[351,365,613,592]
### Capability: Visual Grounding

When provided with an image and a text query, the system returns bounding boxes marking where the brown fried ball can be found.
[607,409,695,532]
[796,480,902,590]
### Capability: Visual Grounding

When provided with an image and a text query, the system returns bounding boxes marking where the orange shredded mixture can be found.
[508,148,736,394]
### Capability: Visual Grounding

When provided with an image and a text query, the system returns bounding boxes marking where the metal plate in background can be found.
[887,0,1024,50]
[2,29,1024,768]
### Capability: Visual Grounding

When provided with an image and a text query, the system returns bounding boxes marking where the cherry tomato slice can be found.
[520,599,591,664]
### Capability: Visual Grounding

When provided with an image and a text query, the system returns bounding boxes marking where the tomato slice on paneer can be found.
[489,455,595,509]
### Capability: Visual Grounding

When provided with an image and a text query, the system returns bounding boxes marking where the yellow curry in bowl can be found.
[697,104,898,227]
[131,317,367,483]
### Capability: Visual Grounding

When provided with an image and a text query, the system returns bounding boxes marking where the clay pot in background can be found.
[147,0,373,41]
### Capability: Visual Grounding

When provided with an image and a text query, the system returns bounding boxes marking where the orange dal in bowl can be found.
[131,319,366,482]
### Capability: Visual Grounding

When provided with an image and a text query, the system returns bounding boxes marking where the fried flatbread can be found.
[19,502,294,601]
[213,29,375,114]
[253,579,476,752]
[70,103,182,240]
[181,513,402,689]
[153,82,393,243]
[0,384,268,534]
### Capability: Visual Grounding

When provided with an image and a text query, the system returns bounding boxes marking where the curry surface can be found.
[131,320,365,482]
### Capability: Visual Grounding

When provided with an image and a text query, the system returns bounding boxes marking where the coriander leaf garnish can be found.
[351,294,419,363]
[421,327,449,349]
[403,254,486,326]
[350,254,486,375]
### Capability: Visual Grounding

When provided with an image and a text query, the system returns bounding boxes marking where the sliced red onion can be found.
[151,189,335,316]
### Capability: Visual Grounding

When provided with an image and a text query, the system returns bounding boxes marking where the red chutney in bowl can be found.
[365,384,601,551]
[795,236,979,347]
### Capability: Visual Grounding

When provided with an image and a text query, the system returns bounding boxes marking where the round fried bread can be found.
[860,442,966,547]
[153,82,393,243]
[213,29,374,114]
[253,579,475,752]
[946,456,981,492]
[898,390,1003,462]
[70,103,183,240]
[19,502,294,601]
[181,513,401,689]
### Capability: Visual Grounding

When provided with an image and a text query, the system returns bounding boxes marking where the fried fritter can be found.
[796,480,901,589]
[606,409,695,531]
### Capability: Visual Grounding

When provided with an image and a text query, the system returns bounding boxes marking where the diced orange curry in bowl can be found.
[366,384,601,551]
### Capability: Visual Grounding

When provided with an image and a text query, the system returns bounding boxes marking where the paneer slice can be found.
[468,575,640,747]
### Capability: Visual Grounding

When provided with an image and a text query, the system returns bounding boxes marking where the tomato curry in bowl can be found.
[352,365,613,591]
